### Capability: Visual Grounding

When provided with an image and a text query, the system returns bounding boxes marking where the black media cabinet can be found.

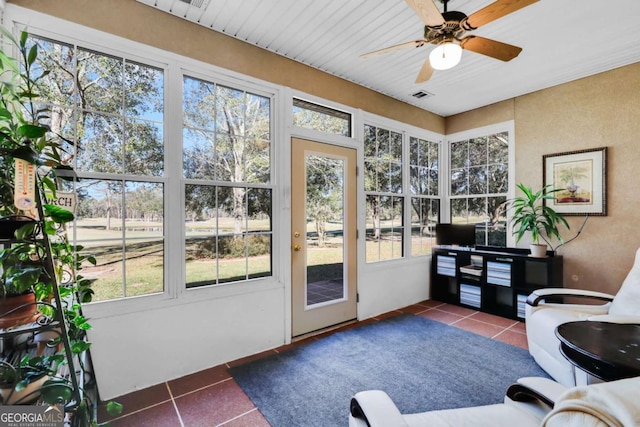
[431,245,563,320]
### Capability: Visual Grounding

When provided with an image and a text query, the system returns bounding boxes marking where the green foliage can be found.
[0,27,120,422]
[0,28,70,219]
[0,240,48,297]
[508,183,569,246]
[194,234,271,259]
[106,400,124,416]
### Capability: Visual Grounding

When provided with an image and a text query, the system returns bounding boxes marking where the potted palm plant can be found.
[508,183,570,257]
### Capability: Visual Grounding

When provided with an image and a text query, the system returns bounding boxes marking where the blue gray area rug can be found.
[229,314,548,426]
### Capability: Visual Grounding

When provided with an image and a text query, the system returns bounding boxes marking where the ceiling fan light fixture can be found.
[429,42,462,70]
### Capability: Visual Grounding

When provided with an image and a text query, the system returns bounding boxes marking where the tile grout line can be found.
[491,328,511,339]
[216,408,261,426]
[445,309,477,326]
[171,377,235,400]
[505,321,527,333]
[104,399,173,424]
[165,381,186,427]
[435,307,525,330]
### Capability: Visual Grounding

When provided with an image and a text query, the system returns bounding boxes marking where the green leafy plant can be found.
[508,183,570,248]
[0,27,121,424]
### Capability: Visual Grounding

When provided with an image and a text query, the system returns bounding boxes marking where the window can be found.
[183,76,273,287]
[292,98,352,137]
[409,137,440,255]
[449,132,509,246]
[31,35,166,302]
[364,124,404,262]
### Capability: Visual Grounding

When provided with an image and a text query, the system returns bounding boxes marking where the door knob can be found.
[293,244,301,251]
[294,231,300,238]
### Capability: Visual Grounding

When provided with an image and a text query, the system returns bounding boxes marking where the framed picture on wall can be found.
[543,147,607,216]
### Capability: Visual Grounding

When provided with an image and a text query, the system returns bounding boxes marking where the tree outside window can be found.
[364,124,404,262]
[31,35,165,301]
[409,136,440,256]
[182,76,272,287]
[449,132,509,246]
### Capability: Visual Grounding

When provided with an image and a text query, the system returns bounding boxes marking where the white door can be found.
[291,138,357,337]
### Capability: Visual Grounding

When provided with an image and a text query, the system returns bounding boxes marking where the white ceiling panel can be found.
[137,0,640,117]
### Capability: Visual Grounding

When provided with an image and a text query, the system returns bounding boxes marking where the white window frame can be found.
[444,121,516,247]
[361,113,444,263]
[180,69,277,291]
[4,6,284,318]
[407,132,443,257]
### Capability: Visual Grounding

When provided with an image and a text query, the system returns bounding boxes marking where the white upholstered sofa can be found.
[525,247,640,386]
[349,376,640,427]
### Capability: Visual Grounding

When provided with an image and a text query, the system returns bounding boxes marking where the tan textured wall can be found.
[8,0,444,133]
[448,63,640,294]
[446,99,515,134]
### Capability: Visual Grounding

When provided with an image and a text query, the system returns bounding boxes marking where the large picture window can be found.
[29,33,275,301]
[31,35,166,302]
[449,131,509,246]
[182,76,273,287]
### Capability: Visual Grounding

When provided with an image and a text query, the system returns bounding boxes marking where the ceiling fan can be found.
[361,0,539,83]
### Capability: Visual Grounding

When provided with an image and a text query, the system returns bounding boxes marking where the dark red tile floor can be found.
[100,300,528,426]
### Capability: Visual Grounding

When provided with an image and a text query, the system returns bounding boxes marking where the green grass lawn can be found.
[73,218,436,302]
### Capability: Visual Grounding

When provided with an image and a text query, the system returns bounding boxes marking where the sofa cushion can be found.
[541,376,640,427]
[403,403,540,427]
[609,248,640,316]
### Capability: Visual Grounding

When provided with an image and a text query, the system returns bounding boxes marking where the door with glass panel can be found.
[291,138,357,337]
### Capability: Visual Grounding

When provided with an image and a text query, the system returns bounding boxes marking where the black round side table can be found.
[555,321,640,382]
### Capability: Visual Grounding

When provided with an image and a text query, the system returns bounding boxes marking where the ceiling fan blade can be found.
[465,0,539,29]
[405,0,446,28]
[415,58,434,83]
[360,40,428,60]
[460,36,522,61]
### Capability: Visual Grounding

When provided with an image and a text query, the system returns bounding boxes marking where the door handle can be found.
[293,244,301,251]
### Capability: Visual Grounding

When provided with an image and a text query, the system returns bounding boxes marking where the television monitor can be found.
[435,223,477,247]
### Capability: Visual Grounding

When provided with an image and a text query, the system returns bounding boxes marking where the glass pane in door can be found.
[305,154,345,306]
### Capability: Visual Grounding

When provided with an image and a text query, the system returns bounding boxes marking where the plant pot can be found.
[0,215,37,239]
[0,292,39,330]
[34,327,63,355]
[529,244,548,258]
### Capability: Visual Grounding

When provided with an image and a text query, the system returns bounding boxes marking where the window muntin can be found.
[184,185,272,287]
[364,124,404,262]
[409,137,439,196]
[410,198,440,256]
[30,35,166,302]
[449,132,508,246]
[292,98,352,137]
[182,75,273,288]
[66,179,165,300]
[183,77,270,184]
[409,137,440,255]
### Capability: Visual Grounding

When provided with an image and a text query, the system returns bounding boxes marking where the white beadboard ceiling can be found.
[137,0,640,117]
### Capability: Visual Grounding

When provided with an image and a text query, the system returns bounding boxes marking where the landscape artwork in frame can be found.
[543,147,607,216]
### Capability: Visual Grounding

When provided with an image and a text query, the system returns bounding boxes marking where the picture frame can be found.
[543,147,607,216]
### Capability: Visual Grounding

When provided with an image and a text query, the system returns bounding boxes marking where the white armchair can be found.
[349,376,640,427]
[525,247,640,386]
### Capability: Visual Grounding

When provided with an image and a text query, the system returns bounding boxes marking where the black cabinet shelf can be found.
[431,246,563,320]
